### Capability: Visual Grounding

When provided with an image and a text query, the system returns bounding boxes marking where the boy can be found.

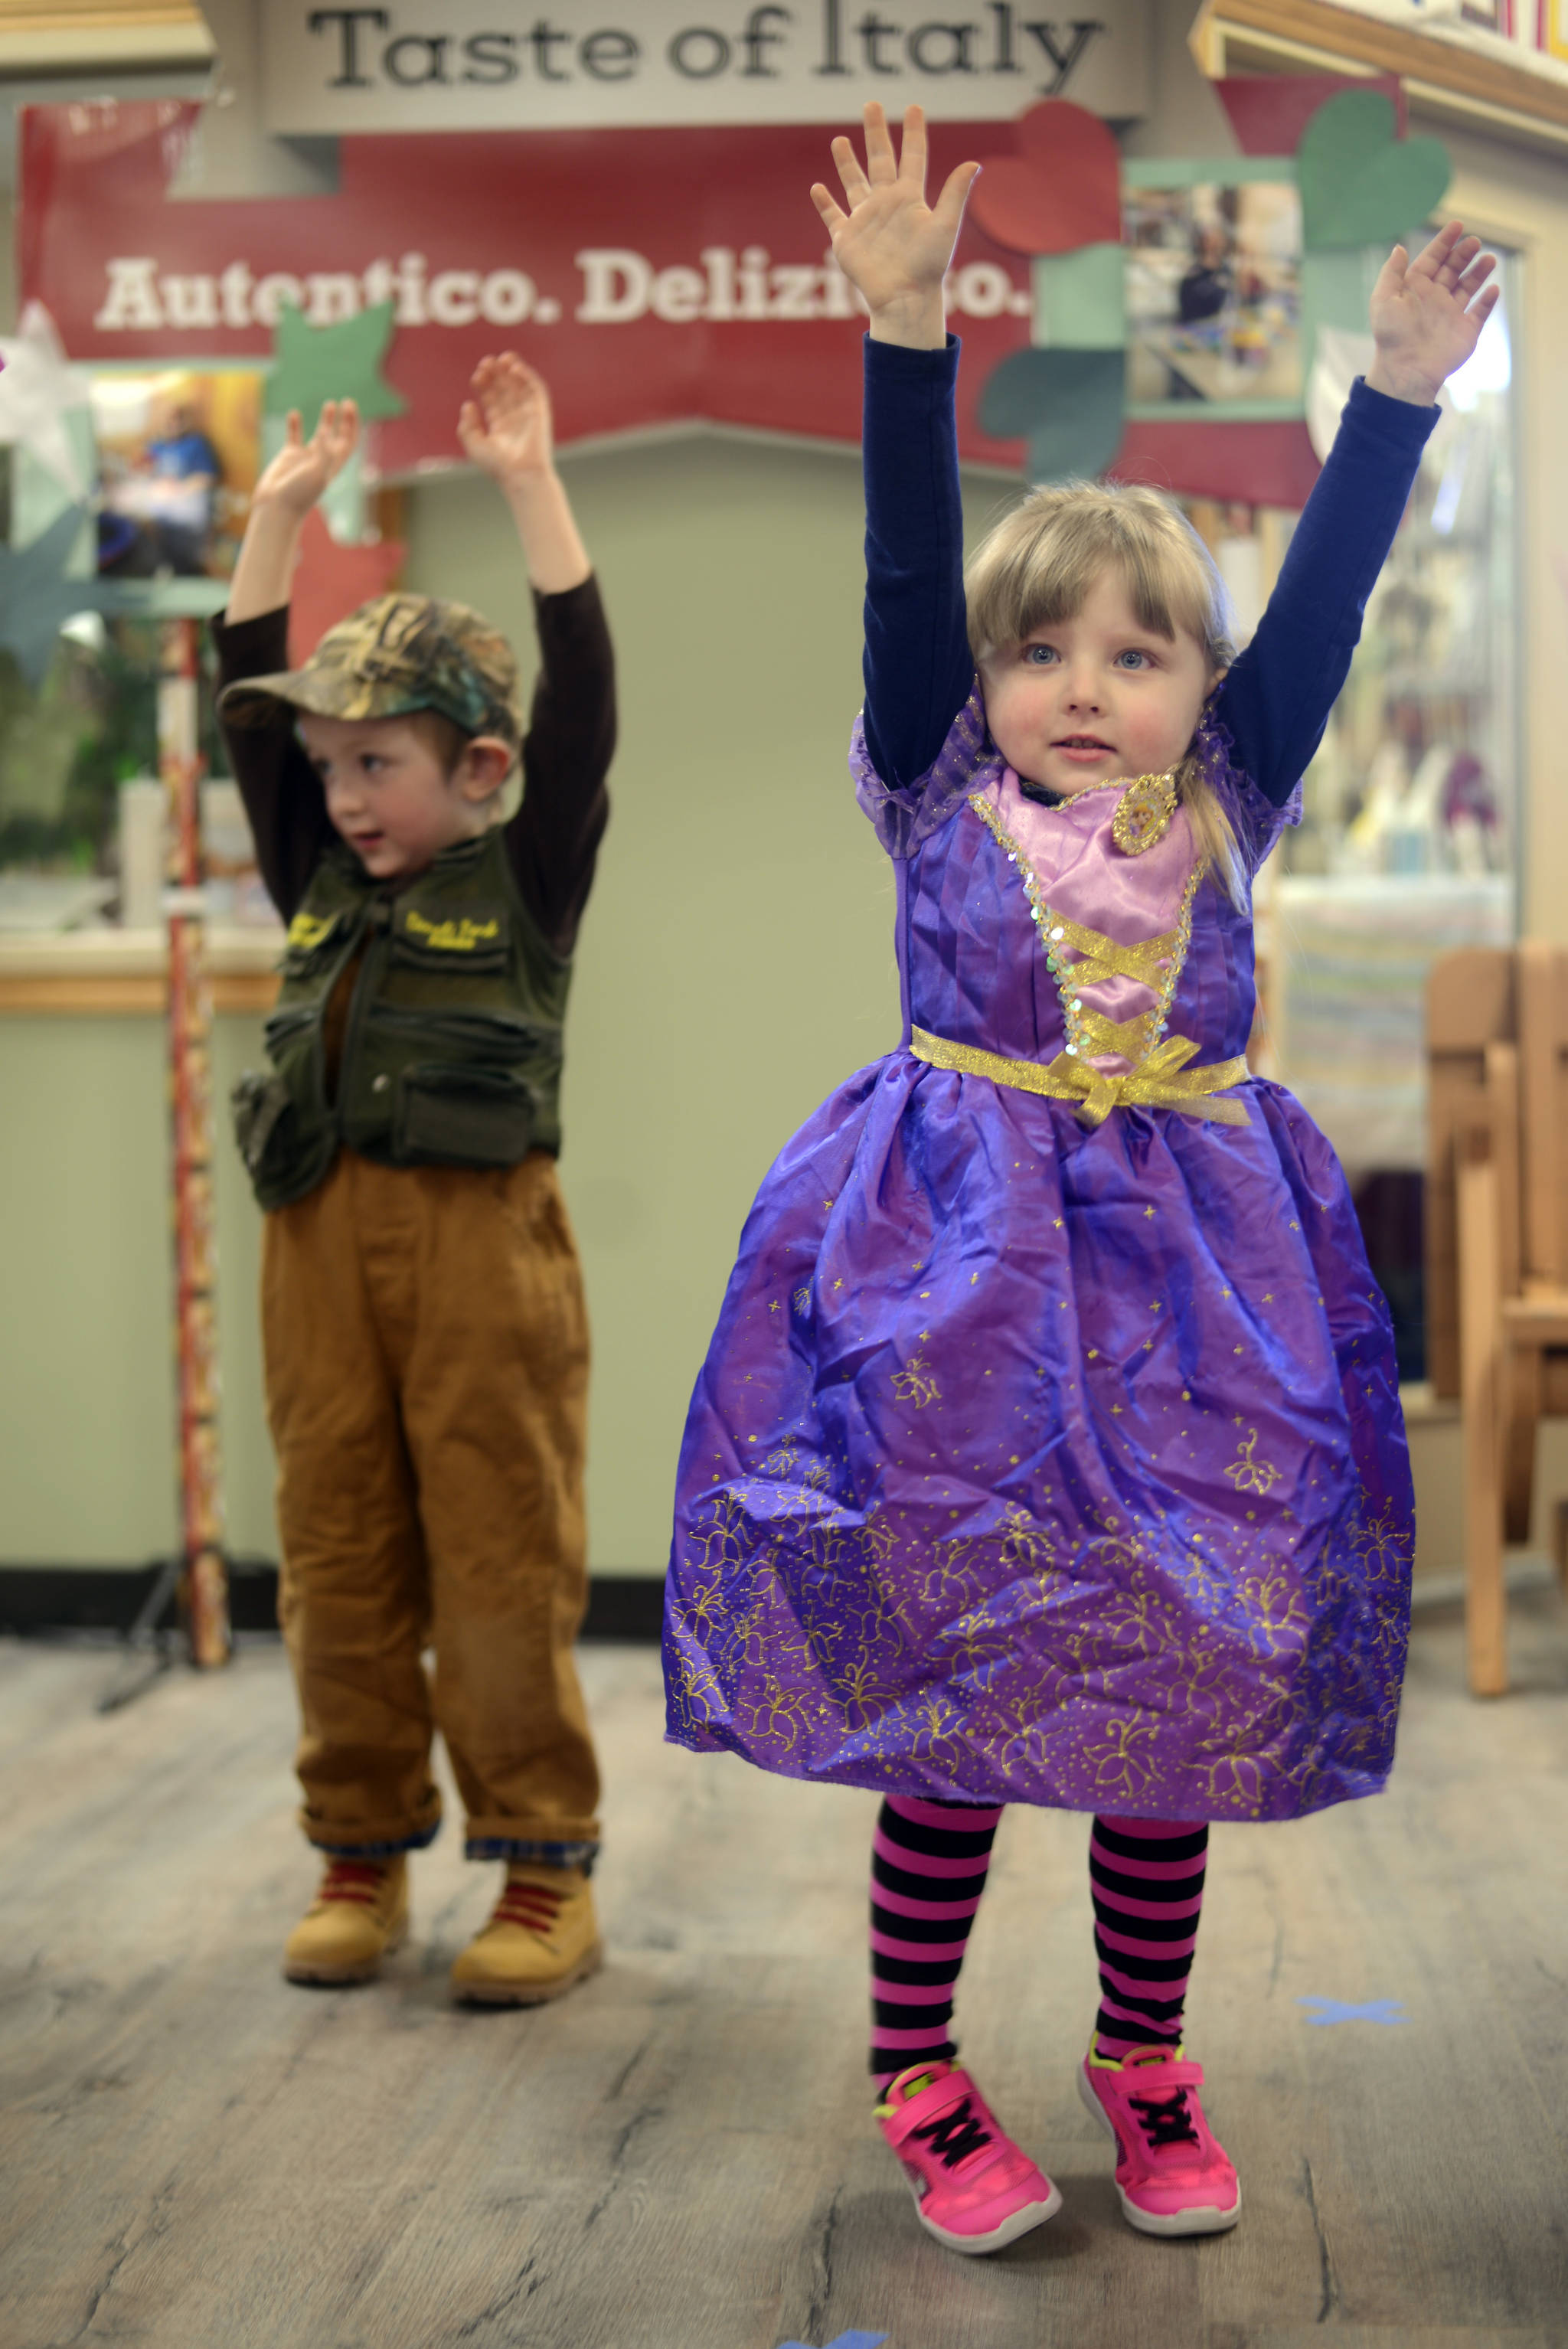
[214,355,614,2004]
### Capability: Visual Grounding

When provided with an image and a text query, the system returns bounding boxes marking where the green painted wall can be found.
[0,432,1008,1576]
[0,1011,273,1561]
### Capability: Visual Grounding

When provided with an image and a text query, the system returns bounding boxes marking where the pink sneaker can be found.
[1078,2045,1241,2236]
[877,2060,1062,2254]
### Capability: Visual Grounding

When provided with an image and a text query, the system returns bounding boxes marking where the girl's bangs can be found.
[965,488,1231,668]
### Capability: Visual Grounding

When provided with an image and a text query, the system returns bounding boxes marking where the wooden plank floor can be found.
[3,1592,1567,2349]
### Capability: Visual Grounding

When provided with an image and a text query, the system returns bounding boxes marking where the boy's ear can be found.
[456,735,514,803]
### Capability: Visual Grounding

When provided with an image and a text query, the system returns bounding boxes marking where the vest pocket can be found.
[231,1068,336,1207]
[395,1063,537,1165]
[232,1069,291,1175]
[232,1008,336,1209]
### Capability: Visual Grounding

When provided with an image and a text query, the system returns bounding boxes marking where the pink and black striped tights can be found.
[870,1795,1207,2091]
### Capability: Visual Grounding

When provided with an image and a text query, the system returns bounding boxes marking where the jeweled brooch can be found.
[1111,768,1178,856]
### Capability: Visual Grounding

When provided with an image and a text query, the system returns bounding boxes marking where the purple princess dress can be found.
[662,694,1413,1822]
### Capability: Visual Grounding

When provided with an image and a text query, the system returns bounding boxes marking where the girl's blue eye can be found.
[1024,643,1058,665]
[1116,649,1152,669]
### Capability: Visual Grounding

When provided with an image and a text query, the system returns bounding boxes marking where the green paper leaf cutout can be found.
[978,347,1125,483]
[265,297,407,423]
[1027,400,1125,485]
[1301,249,1377,338]
[1298,247,1382,404]
[1297,91,1450,253]
[0,504,104,689]
[1032,243,1126,352]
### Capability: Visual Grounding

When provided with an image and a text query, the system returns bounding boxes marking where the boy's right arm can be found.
[211,605,332,923]
[815,105,979,788]
[213,402,361,921]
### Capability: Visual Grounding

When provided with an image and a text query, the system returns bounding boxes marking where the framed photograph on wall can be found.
[1122,162,1304,422]
[90,365,264,581]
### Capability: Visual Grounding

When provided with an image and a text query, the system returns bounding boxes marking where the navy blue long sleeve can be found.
[860,337,1439,808]
[1217,380,1436,797]
[861,335,972,790]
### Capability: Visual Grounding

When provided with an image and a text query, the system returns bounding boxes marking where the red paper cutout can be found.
[287,509,407,668]
[1109,420,1321,508]
[968,100,1122,257]
[1214,74,1406,158]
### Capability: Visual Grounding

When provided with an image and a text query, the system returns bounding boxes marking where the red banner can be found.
[20,100,1034,473]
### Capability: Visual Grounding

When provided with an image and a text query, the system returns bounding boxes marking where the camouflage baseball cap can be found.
[219,593,524,752]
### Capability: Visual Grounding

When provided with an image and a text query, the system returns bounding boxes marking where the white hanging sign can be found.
[260,2,1152,132]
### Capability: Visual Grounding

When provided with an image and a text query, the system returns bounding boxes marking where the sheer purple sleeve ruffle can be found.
[1194,708,1301,880]
[851,684,1004,861]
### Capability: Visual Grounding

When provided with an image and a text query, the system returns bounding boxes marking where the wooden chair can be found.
[1428,942,1568,1694]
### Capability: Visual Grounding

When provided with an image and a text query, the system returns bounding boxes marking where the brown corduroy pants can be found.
[261,1148,600,1861]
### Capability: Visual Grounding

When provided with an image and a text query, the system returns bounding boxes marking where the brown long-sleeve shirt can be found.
[211,577,616,959]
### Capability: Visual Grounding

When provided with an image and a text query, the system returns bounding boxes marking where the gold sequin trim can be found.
[967,790,1208,1079]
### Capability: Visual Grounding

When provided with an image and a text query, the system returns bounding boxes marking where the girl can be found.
[664,104,1495,2253]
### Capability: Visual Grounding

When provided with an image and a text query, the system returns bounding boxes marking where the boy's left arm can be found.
[460,356,616,959]
[510,580,616,961]
[1218,222,1497,808]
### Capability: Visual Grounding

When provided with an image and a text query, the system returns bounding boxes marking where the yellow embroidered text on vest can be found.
[286,910,338,953]
[402,911,501,952]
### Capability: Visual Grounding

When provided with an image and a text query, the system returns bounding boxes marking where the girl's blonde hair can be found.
[964,480,1247,909]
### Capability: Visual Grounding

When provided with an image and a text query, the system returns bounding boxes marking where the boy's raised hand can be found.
[253,399,359,516]
[812,102,978,349]
[1367,221,1499,407]
[459,354,555,482]
[463,352,590,592]
[227,398,360,622]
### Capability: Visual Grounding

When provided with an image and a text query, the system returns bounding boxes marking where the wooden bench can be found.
[1428,943,1568,1693]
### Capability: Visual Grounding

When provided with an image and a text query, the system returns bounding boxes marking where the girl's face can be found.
[979,570,1221,800]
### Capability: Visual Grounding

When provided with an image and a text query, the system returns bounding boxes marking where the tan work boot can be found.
[450,1863,603,2006]
[283,1854,409,1985]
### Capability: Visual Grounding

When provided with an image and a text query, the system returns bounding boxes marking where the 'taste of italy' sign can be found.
[259,1,1152,132]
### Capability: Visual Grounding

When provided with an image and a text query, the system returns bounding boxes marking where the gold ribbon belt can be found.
[910,1027,1251,1129]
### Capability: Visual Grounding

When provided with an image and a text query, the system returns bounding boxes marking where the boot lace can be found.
[493,1879,564,1934]
[910,2096,993,2169]
[319,1860,387,1907]
[1129,2088,1200,2152]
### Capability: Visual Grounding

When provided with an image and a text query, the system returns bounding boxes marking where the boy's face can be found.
[979,571,1220,801]
[297,711,499,883]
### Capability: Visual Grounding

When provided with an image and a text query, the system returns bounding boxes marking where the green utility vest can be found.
[232,831,569,1212]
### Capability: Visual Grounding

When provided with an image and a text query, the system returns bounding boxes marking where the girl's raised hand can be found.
[459,353,555,482]
[1367,221,1499,406]
[811,102,978,349]
[253,399,359,516]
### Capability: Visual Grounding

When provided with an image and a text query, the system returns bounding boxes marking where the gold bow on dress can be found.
[910,1027,1251,1129]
